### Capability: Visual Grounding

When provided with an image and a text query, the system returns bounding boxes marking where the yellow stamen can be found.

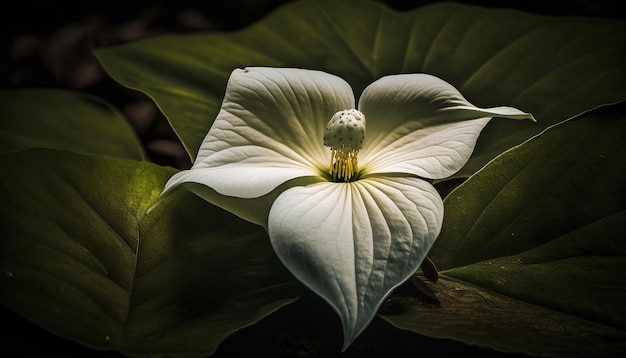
[329,148,359,181]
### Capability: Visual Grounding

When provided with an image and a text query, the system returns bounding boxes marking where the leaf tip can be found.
[146,200,161,215]
[147,190,170,214]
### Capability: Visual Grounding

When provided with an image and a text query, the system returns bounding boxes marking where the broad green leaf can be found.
[94,0,626,178]
[381,277,626,358]
[0,89,145,160]
[382,101,626,357]
[0,149,300,357]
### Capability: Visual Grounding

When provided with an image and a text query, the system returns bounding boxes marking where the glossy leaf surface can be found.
[0,149,299,357]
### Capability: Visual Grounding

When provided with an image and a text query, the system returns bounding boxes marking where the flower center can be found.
[323,109,366,182]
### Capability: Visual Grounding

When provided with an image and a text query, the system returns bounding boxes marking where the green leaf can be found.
[94,0,626,178]
[381,101,626,357]
[0,89,145,160]
[0,149,300,357]
[381,277,626,358]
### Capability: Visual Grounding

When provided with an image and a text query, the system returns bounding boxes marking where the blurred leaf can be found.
[94,0,626,178]
[0,149,300,357]
[382,101,626,357]
[0,89,145,160]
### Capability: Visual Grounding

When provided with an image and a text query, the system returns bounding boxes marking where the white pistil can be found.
[323,109,366,182]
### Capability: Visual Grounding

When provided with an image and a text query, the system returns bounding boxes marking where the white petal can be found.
[268,177,443,349]
[163,159,315,199]
[158,173,322,227]
[358,73,535,179]
[166,67,355,198]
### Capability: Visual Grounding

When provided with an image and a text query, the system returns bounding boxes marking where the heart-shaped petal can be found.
[267,176,443,349]
[161,67,355,199]
[359,73,535,179]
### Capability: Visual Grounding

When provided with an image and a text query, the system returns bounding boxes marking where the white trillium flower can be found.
[159,67,535,349]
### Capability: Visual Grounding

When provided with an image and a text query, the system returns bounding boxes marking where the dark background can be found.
[1,1,623,357]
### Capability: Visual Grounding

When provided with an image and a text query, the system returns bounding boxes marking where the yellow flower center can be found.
[323,109,366,182]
